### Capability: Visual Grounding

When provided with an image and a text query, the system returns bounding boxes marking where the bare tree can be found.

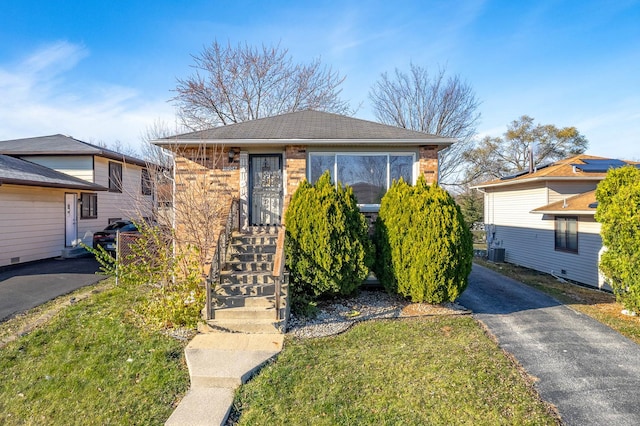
[139,118,186,169]
[463,115,589,183]
[126,139,231,280]
[173,40,352,130]
[369,64,481,186]
[90,138,140,157]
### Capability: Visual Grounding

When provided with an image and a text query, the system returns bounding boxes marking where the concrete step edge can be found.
[164,387,234,426]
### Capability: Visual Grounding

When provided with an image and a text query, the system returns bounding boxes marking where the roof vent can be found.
[563,198,568,208]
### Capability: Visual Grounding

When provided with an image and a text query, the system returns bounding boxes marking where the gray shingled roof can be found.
[155,110,455,146]
[0,154,107,190]
[0,134,147,166]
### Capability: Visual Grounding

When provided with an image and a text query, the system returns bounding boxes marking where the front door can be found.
[249,154,283,226]
[65,193,77,246]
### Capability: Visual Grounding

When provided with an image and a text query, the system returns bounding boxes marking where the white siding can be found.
[484,182,603,288]
[547,181,599,203]
[485,184,549,229]
[77,157,153,237]
[19,155,94,182]
[0,185,74,267]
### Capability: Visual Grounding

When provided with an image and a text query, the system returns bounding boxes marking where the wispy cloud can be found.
[0,41,88,100]
[0,41,174,149]
[22,41,88,76]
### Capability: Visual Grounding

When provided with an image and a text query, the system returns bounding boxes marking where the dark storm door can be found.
[249,154,283,225]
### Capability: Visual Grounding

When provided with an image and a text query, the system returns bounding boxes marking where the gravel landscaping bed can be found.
[286,289,471,339]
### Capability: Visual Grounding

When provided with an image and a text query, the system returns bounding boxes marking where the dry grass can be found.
[233,317,559,425]
[475,258,640,344]
[0,278,189,425]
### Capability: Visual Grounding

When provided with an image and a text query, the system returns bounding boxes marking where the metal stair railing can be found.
[271,226,287,320]
[272,195,291,321]
[206,197,240,320]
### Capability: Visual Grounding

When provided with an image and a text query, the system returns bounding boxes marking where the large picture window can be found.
[308,153,415,206]
[109,162,122,192]
[80,193,98,219]
[555,216,578,253]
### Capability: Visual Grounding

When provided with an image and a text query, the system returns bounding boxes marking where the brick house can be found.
[153,110,454,329]
[155,110,453,232]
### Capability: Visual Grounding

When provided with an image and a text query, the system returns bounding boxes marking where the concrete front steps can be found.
[61,245,91,259]
[207,227,288,334]
[165,227,289,425]
[165,332,284,426]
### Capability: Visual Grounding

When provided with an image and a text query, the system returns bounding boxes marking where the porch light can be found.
[228,149,236,163]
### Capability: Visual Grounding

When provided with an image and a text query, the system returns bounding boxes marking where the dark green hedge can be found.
[285,172,373,304]
[374,177,473,303]
[595,165,640,313]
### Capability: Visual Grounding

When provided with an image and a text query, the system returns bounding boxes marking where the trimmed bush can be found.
[374,176,473,303]
[285,172,373,309]
[595,165,640,313]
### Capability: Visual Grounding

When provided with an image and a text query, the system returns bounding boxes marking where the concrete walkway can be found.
[165,332,284,426]
[0,257,104,322]
[458,264,640,426]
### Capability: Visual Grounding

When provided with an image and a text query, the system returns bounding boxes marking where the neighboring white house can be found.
[473,155,636,289]
[0,135,153,267]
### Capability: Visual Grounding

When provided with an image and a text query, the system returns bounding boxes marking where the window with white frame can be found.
[308,152,415,207]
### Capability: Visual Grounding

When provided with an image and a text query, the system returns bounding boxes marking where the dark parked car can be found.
[92,220,139,254]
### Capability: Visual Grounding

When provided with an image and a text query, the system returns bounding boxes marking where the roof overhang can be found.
[530,208,595,216]
[472,176,604,190]
[15,151,148,168]
[153,138,454,149]
[0,178,107,191]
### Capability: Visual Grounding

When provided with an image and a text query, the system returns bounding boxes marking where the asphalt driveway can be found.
[459,263,640,426]
[0,257,106,322]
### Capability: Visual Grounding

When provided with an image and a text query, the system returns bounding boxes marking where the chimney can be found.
[528,145,534,174]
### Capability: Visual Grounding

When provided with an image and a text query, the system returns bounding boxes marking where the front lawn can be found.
[0,278,190,425]
[232,317,559,425]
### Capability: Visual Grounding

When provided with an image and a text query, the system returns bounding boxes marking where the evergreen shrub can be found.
[595,165,640,313]
[285,172,373,312]
[374,176,473,303]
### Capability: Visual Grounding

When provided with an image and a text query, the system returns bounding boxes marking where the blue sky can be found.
[1,0,638,159]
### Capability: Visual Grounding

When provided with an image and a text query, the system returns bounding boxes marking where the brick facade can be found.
[169,143,442,274]
[284,145,307,196]
[173,145,240,275]
[418,146,439,184]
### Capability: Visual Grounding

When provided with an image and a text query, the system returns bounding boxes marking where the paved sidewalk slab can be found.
[165,332,284,426]
[165,388,234,426]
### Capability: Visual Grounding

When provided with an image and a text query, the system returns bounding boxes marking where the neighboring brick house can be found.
[473,154,637,289]
[154,110,454,268]
[0,135,153,266]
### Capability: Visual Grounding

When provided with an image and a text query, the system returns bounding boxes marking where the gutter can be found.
[473,176,604,190]
[0,178,107,191]
[152,138,455,147]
